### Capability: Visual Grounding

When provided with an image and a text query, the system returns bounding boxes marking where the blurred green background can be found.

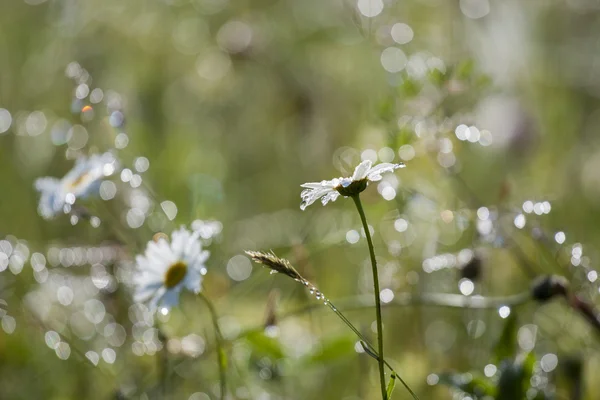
[2,0,600,399]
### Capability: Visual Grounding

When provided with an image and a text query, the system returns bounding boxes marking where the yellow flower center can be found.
[164,261,187,288]
[68,172,90,190]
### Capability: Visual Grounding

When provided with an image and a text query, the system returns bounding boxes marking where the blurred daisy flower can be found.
[34,152,118,219]
[300,160,405,210]
[133,227,209,312]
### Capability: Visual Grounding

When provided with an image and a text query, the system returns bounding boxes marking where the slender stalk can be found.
[351,194,387,400]
[325,299,420,399]
[157,326,169,399]
[246,250,420,399]
[231,291,533,346]
[199,292,227,400]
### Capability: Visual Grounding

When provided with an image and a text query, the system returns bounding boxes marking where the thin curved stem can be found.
[199,292,227,400]
[351,194,387,400]
[209,289,530,398]
[231,291,532,344]
[325,299,420,399]
[156,326,170,399]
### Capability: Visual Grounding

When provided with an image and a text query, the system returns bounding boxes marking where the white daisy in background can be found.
[133,227,209,312]
[34,152,118,219]
[300,160,405,210]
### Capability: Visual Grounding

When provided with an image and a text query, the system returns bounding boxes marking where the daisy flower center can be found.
[68,172,91,190]
[164,261,188,288]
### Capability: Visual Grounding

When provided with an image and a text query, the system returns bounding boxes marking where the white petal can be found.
[35,177,66,217]
[147,286,167,312]
[300,186,336,210]
[301,182,326,189]
[352,160,373,181]
[35,177,60,192]
[134,282,163,303]
[171,227,191,258]
[196,250,210,264]
[366,163,405,182]
[135,254,149,267]
[321,190,340,206]
[60,155,106,197]
[159,288,181,309]
[132,268,163,285]
[301,180,337,189]
[136,264,164,280]
[184,269,202,293]
[146,241,176,266]
[154,238,174,257]
[339,177,353,188]
[183,231,203,260]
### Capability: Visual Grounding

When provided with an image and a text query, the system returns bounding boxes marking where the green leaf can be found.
[455,59,475,80]
[494,312,518,363]
[386,372,397,400]
[428,68,447,87]
[394,127,416,148]
[245,331,284,359]
[496,365,522,400]
[523,351,536,376]
[399,76,422,97]
[496,352,536,400]
[378,97,396,121]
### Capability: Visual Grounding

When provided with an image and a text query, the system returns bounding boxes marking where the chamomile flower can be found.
[34,152,118,219]
[133,227,209,312]
[300,160,405,210]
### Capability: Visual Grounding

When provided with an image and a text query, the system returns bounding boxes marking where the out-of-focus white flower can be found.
[34,152,118,219]
[300,160,405,210]
[133,227,209,312]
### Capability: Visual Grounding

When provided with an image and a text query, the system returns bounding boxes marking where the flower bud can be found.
[459,255,482,281]
[531,275,569,302]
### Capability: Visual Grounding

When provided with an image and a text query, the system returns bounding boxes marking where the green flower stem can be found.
[156,326,170,399]
[351,194,386,400]
[199,292,227,400]
[325,299,420,399]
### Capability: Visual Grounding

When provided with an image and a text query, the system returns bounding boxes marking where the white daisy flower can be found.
[300,160,405,210]
[133,227,209,312]
[34,152,118,219]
